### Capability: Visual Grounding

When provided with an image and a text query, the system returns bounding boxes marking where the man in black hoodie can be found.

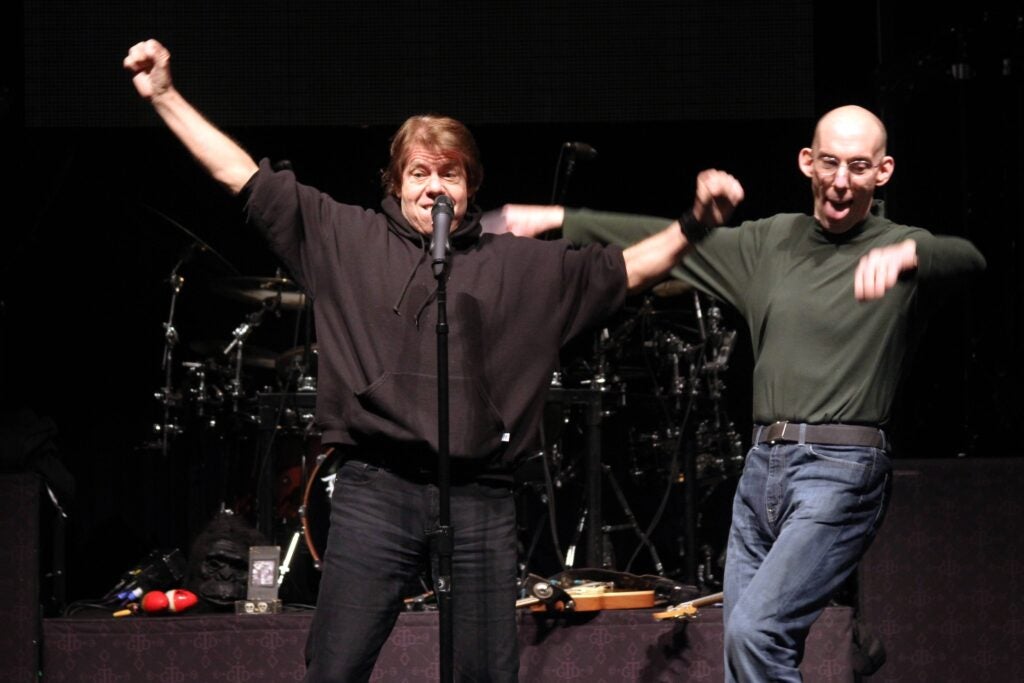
[124,39,743,682]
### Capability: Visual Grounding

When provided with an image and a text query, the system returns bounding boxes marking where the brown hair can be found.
[381,114,484,197]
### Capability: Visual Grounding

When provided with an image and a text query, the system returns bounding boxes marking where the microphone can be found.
[430,195,454,278]
[563,141,598,160]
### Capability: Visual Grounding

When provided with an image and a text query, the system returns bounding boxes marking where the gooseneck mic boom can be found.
[431,195,454,279]
[563,141,598,160]
[552,141,599,206]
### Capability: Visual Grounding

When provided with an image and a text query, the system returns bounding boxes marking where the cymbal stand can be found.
[580,297,651,393]
[223,295,281,405]
[154,247,196,456]
[296,298,316,392]
[600,462,665,574]
[659,330,699,412]
[694,296,741,460]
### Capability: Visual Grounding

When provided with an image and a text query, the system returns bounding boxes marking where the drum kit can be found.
[519,281,747,587]
[144,217,746,591]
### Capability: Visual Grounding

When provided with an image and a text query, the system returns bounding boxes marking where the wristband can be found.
[679,210,711,244]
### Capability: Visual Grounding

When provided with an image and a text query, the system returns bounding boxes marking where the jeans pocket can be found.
[337,459,386,487]
[806,444,889,492]
[807,444,882,468]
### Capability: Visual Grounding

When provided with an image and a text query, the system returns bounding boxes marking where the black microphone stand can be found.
[431,231,454,683]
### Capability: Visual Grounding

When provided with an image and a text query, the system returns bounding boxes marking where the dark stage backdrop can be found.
[2,3,1021,607]
[22,1,815,128]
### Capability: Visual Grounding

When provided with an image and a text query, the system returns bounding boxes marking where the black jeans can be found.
[303,458,519,682]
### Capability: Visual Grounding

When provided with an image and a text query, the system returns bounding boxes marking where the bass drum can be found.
[300,447,340,570]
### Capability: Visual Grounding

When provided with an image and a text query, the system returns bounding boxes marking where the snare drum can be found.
[299,447,339,569]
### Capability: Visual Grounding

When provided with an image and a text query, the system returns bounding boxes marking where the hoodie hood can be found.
[382,195,486,323]
[380,195,484,250]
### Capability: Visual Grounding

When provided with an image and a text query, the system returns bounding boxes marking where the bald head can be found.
[798,105,895,233]
[812,105,888,157]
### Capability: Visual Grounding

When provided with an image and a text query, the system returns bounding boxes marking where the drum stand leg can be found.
[563,505,590,569]
[601,464,664,575]
[562,464,665,574]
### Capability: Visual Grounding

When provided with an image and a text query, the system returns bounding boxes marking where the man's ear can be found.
[798,147,815,178]
[874,155,895,187]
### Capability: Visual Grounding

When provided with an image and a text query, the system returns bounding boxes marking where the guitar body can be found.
[527,587,656,613]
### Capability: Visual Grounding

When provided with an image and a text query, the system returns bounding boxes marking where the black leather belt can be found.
[752,422,885,449]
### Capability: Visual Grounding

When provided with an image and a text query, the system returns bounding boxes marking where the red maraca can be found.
[141,589,198,614]
[166,589,198,613]
[140,590,170,613]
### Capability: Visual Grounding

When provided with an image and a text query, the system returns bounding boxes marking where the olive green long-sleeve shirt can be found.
[563,209,986,427]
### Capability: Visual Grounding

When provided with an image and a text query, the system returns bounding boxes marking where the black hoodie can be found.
[244,158,626,473]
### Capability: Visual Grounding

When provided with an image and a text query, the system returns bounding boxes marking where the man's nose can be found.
[832,166,851,189]
[426,173,444,194]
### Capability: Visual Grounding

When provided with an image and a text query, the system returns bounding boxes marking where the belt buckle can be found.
[766,421,791,445]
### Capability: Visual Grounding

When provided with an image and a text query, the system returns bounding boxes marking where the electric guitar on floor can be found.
[516,582,656,613]
[652,591,724,621]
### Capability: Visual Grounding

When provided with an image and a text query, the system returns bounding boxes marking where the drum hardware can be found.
[256,392,317,432]
[189,341,279,370]
[531,288,746,586]
[627,426,683,483]
[141,207,241,456]
[212,273,308,311]
[598,462,665,575]
[150,418,183,439]
[276,344,318,393]
[154,248,189,456]
[179,361,223,423]
[221,294,283,404]
[693,419,745,481]
[645,329,700,400]
[626,420,739,486]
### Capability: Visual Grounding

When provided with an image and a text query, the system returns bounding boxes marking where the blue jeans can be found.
[303,458,519,683]
[723,440,891,682]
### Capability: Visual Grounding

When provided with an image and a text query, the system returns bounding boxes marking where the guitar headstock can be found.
[652,602,698,621]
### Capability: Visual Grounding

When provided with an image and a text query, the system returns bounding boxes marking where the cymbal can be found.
[276,344,319,375]
[189,340,279,369]
[651,279,692,298]
[213,276,308,310]
[142,204,240,275]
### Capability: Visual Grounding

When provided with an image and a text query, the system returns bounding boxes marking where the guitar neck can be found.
[688,591,724,609]
[651,591,724,621]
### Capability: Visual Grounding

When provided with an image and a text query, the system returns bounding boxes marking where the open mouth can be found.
[826,198,852,217]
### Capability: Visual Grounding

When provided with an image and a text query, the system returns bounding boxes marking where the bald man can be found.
[491,105,986,681]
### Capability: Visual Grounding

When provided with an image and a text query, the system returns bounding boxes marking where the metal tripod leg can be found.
[601,464,665,575]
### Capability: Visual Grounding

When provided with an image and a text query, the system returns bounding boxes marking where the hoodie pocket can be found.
[353,371,508,458]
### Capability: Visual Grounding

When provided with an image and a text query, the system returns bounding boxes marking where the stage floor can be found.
[41,605,854,682]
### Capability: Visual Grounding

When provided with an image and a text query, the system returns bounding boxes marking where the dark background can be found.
[2,3,1021,604]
